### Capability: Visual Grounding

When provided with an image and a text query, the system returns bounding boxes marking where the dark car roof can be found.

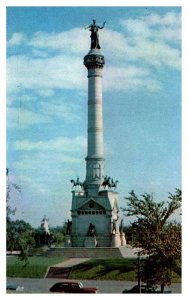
[50,281,98,293]
[53,281,79,284]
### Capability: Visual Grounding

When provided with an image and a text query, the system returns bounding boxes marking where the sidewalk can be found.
[53,258,90,268]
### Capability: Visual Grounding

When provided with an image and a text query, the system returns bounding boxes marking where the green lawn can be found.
[7,256,66,278]
[7,256,181,282]
[69,258,138,281]
[70,258,181,282]
[7,256,138,280]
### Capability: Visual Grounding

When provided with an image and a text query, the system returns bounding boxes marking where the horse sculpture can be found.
[110,179,119,189]
[70,177,85,190]
[101,176,111,189]
[101,176,119,189]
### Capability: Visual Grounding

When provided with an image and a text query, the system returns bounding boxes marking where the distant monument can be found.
[66,219,72,235]
[68,20,125,247]
[38,216,54,247]
[41,215,50,234]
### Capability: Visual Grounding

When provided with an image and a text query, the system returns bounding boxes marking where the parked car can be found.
[6,284,24,292]
[122,284,159,293]
[49,281,98,293]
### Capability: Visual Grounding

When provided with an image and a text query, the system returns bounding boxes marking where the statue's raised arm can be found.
[98,21,106,30]
[85,19,106,50]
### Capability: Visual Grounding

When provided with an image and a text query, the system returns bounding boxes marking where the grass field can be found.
[7,256,66,278]
[7,256,181,282]
[70,258,181,282]
[70,258,138,281]
[7,256,139,280]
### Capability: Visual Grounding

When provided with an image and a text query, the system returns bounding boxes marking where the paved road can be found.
[6,278,181,294]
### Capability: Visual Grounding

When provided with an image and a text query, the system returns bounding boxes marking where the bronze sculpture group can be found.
[70,175,118,191]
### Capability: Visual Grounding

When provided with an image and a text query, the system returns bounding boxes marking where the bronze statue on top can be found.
[85,19,106,49]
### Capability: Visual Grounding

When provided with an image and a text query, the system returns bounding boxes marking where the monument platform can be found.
[44,245,140,259]
[45,246,123,259]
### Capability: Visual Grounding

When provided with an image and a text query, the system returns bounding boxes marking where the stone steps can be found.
[45,267,72,279]
[45,247,123,258]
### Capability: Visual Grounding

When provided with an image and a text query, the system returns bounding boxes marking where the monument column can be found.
[84,50,105,191]
[70,20,123,247]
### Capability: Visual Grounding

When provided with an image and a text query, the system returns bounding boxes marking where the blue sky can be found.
[7,6,181,227]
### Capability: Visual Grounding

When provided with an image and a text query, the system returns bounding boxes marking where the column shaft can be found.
[84,50,105,187]
[87,70,104,158]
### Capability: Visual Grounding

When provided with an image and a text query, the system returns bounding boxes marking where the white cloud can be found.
[126,38,181,69]
[120,11,181,43]
[157,27,181,43]
[7,107,51,128]
[119,11,181,69]
[32,49,50,58]
[7,46,161,96]
[145,12,181,28]
[11,149,85,202]
[7,93,83,128]
[13,136,87,152]
[28,28,88,55]
[17,175,50,195]
[7,94,37,106]
[19,94,37,102]
[7,54,86,94]
[122,19,151,38]
[14,153,83,173]
[39,101,81,123]
[104,65,160,92]
[37,89,55,97]
[7,32,26,46]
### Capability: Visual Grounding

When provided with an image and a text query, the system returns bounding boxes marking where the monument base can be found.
[71,190,121,247]
[111,233,121,247]
[64,235,72,247]
[84,236,98,247]
[71,235,111,247]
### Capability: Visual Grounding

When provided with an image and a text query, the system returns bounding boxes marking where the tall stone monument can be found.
[69,20,123,247]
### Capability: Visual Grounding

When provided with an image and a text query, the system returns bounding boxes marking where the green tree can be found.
[121,189,181,292]
[6,168,20,222]
[6,168,36,265]
[7,219,36,265]
[50,226,65,246]
[141,222,181,292]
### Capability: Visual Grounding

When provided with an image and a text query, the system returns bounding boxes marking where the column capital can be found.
[84,49,105,70]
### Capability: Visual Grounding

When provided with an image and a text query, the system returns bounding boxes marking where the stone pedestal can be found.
[64,235,72,247]
[84,236,98,247]
[71,190,120,247]
[111,233,121,247]
[120,232,126,246]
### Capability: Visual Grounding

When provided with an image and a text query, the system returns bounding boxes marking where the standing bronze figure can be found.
[85,19,106,49]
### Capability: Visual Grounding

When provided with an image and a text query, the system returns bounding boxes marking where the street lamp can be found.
[137,251,141,293]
